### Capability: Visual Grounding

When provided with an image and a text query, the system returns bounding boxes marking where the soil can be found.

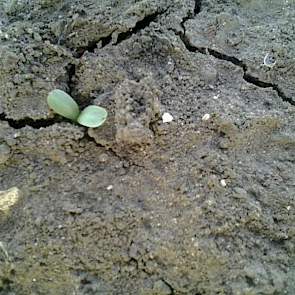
[0,0,294,294]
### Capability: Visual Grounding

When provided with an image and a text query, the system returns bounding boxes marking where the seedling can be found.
[77,105,108,128]
[47,89,108,128]
[47,89,80,121]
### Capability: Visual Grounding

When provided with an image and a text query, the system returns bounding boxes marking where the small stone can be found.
[107,185,113,191]
[162,112,173,123]
[0,143,11,164]
[98,153,109,163]
[202,113,211,121]
[263,53,276,68]
[0,187,22,220]
[220,179,227,187]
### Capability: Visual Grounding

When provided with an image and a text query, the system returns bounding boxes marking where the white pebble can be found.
[286,206,291,211]
[202,113,210,121]
[107,185,113,191]
[162,112,173,123]
[220,179,227,187]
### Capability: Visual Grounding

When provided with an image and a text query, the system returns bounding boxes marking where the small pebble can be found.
[220,179,227,187]
[202,113,211,121]
[263,53,276,68]
[162,112,173,123]
[98,153,109,163]
[107,185,113,191]
[0,187,21,213]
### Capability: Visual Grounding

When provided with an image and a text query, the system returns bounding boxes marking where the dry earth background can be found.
[0,0,294,294]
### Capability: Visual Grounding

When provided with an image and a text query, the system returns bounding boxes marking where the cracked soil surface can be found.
[0,0,294,294]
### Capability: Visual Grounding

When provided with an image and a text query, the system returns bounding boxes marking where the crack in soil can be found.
[207,48,294,105]
[66,63,77,99]
[160,279,175,294]
[0,6,179,131]
[1,1,293,133]
[75,9,167,58]
[182,39,294,106]
[114,10,166,45]
[176,4,294,106]
[194,0,202,15]
[0,113,61,129]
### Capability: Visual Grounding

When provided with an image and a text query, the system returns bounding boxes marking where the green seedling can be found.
[47,89,80,121]
[77,105,108,128]
[47,89,108,128]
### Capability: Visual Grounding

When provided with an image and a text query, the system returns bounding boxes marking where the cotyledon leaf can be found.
[47,89,80,121]
[77,105,108,128]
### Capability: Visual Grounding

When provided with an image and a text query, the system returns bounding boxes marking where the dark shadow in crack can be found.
[74,9,167,58]
[0,113,62,129]
[194,0,202,15]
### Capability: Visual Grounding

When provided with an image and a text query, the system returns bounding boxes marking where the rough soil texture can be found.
[0,0,294,294]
